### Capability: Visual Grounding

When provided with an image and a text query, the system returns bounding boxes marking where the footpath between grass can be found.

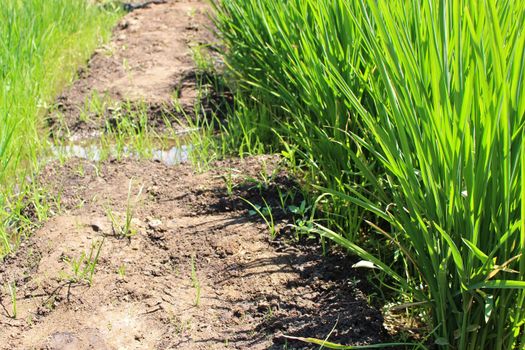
[1,0,523,349]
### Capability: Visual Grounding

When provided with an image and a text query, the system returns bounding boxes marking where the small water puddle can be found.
[51,139,191,166]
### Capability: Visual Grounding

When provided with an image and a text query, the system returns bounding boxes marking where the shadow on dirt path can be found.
[0,158,388,349]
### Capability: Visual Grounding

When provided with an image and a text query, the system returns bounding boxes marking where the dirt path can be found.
[0,1,387,349]
[50,0,213,138]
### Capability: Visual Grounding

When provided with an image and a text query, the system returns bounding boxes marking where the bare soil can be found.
[48,0,216,139]
[0,157,387,349]
[0,1,390,349]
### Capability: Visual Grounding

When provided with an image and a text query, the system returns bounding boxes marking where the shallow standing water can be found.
[50,140,191,166]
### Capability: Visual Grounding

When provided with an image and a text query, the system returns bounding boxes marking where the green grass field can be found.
[0,0,119,256]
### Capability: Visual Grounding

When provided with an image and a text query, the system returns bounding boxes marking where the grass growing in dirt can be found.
[0,0,120,257]
[51,95,187,166]
[210,0,525,349]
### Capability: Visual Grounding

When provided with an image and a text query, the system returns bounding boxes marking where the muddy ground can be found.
[0,1,391,349]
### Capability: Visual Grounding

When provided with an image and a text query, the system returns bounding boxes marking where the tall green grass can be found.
[213,0,525,348]
[212,0,375,238]
[0,0,119,256]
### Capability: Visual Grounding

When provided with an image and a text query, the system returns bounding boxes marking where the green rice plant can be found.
[315,1,525,348]
[0,0,120,257]
[214,0,525,348]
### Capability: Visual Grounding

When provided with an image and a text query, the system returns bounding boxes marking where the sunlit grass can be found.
[213,0,525,348]
[0,0,120,257]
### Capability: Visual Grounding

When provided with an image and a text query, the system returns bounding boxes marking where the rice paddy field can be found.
[211,0,525,348]
[0,0,119,254]
[0,0,524,349]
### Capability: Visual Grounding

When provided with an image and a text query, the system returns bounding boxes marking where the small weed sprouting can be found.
[219,168,241,198]
[61,238,104,286]
[223,171,235,197]
[117,264,126,278]
[242,163,280,194]
[288,200,311,224]
[190,254,201,307]
[169,313,192,335]
[4,281,17,319]
[106,179,144,239]
[190,44,214,73]
[242,197,276,238]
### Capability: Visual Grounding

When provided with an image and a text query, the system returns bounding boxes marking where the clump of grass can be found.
[325,1,525,348]
[213,0,525,348]
[211,0,373,239]
[61,238,105,286]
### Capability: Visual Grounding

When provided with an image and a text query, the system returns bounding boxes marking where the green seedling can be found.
[276,186,294,211]
[288,200,313,230]
[122,58,130,73]
[169,313,192,334]
[117,264,126,277]
[223,171,235,197]
[6,281,17,318]
[242,166,278,193]
[190,44,213,72]
[61,238,104,286]
[220,168,242,197]
[242,197,276,238]
[190,255,201,307]
[106,180,144,238]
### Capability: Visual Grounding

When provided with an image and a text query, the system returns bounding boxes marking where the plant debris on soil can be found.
[0,1,390,349]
